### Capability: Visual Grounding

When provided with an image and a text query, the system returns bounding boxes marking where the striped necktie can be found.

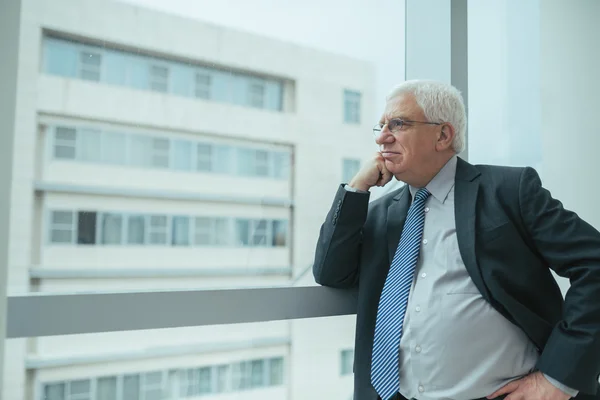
[371,187,431,400]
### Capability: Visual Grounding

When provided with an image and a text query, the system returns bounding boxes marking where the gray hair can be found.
[386,80,467,153]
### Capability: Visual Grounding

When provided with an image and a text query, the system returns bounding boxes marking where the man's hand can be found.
[487,371,572,400]
[348,152,393,192]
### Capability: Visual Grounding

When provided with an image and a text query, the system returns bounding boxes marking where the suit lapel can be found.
[454,158,491,301]
[386,185,411,265]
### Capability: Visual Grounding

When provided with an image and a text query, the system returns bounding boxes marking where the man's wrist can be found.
[348,180,370,192]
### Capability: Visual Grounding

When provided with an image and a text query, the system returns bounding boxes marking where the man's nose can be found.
[375,128,394,145]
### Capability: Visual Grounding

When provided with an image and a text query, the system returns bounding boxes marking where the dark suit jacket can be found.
[313,157,600,400]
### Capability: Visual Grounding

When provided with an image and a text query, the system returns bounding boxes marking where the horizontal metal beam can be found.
[30,267,292,279]
[35,181,293,208]
[7,286,358,338]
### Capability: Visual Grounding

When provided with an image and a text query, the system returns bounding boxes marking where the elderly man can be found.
[313,80,600,400]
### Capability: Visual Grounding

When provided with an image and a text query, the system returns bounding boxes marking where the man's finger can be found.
[487,380,520,399]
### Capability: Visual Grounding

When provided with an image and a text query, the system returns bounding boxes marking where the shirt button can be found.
[424,207,430,213]
[422,239,428,245]
[421,273,427,278]
[415,306,421,312]
[415,345,422,353]
[418,385,425,393]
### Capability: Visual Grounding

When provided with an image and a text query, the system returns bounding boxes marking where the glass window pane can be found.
[248,81,266,108]
[194,217,211,245]
[236,148,253,176]
[151,137,170,168]
[130,135,152,167]
[269,358,284,386]
[195,70,212,99]
[272,220,287,247]
[344,89,361,124]
[172,216,190,246]
[213,145,233,174]
[149,64,169,92]
[171,64,194,97]
[273,151,290,179]
[78,129,102,162]
[198,367,212,394]
[77,211,97,245]
[251,219,268,246]
[44,382,66,400]
[197,143,212,171]
[69,379,91,395]
[43,39,77,77]
[97,376,118,400]
[210,70,231,102]
[102,131,127,165]
[214,218,229,246]
[104,49,128,86]
[236,219,250,246]
[52,210,73,225]
[250,360,265,387]
[254,150,270,176]
[172,140,192,170]
[342,158,361,183]
[340,349,354,375]
[54,127,77,159]
[101,213,123,245]
[265,80,283,111]
[123,375,140,400]
[129,55,150,90]
[127,215,146,245]
[216,365,229,393]
[149,215,168,245]
[79,51,102,81]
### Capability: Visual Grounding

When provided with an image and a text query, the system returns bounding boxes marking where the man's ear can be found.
[437,124,455,150]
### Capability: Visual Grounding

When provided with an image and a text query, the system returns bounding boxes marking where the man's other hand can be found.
[487,371,572,400]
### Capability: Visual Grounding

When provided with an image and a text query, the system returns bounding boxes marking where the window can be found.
[149,65,169,92]
[198,367,212,394]
[50,211,75,243]
[101,213,123,245]
[269,357,284,385]
[123,375,140,399]
[172,140,193,170]
[216,365,230,393]
[130,135,153,167]
[96,376,117,400]
[44,383,65,400]
[172,216,190,246]
[194,217,211,245]
[77,211,97,245]
[149,215,168,245]
[77,129,102,162]
[250,360,265,387]
[272,220,288,247]
[69,379,91,400]
[151,137,170,168]
[344,89,361,124]
[254,150,270,176]
[214,218,230,245]
[101,131,127,165]
[42,37,286,111]
[236,219,250,246]
[340,349,354,375]
[251,219,268,246]
[248,81,266,108]
[127,215,146,245]
[342,158,361,183]
[79,51,101,81]
[273,151,291,179]
[142,371,164,400]
[197,143,213,171]
[195,72,212,99]
[54,127,77,159]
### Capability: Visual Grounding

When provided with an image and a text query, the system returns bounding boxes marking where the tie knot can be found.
[415,188,430,202]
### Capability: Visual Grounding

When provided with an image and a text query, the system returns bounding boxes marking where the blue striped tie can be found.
[371,188,431,400]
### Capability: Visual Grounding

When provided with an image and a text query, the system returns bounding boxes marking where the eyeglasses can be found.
[373,118,442,136]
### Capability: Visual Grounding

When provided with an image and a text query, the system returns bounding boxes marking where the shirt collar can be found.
[409,156,457,204]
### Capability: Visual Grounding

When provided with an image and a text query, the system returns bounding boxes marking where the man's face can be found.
[375,94,442,179]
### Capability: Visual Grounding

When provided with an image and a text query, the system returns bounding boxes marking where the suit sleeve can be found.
[312,184,370,289]
[520,167,600,393]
